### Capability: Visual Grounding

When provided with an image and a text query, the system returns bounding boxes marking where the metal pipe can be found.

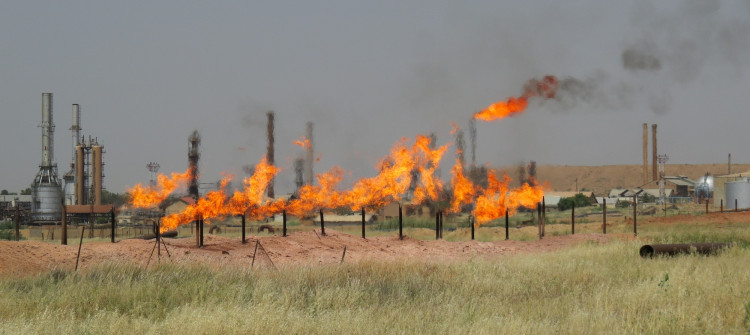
[470,215,474,241]
[736,199,738,212]
[542,197,546,237]
[199,218,204,247]
[319,210,325,236]
[439,211,443,239]
[398,204,403,240]
[537,202,542,239]
[361,208,365,239]
[721,199,723,213]
[241,213,246,243]
[340,246,347,264]
[75,227,85,271]
[505,209,509,240]
[14,204,20,241]
[640,243,733,258]
[706,198,709,214]
[435,211,440,240]
[283,210,287,237]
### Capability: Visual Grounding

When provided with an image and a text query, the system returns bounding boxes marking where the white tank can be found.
[725,180,750,210]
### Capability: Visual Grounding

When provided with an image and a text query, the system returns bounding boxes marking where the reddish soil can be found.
[0,230,613,277]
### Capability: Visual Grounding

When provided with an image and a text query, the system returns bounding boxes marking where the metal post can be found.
[633,196,637,237]
[283,210,287,237]
[157,221,161,260]
[603,198,607,234]
[111,209,116,243]
[706,198,709,214]
[537,202,542,239]
[720,199,723,213]
[361,208,365,239]
[439,211,443,239]
[505,209,509,240]
[199,218,204,247]
[195,220,199,247]
[736,199,738,212]
[75,227,85,271]
[571,202,575,235]
[62,205,67,245]
[398,204,403,240]
[470,215,474,241]
[319,210,326,236]
[241,213,246,244]
[436,211,440,240]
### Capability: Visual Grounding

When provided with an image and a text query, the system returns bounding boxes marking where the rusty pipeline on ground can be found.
[639,243,733,258]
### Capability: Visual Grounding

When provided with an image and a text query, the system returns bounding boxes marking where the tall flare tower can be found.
[31,93,62,223]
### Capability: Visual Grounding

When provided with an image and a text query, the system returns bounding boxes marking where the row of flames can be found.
[128,76,559,232]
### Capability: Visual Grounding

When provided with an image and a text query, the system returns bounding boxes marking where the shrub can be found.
[558,193,593,211]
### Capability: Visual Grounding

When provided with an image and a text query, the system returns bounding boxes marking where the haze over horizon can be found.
[2,1,749,194]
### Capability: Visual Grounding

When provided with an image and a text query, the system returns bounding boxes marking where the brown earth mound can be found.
[0,230,613,277]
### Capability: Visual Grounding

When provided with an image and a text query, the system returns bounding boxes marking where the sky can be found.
[2,0,749,194]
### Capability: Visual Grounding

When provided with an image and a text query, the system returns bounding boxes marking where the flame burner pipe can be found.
[435,211,440,240]
[283,210,287,237]
[361,208,365,239]
[505,209,509,240]
[319,210,326,236]
[470,215,474,241]
[640,243,733,258]
[398,204,403,240]
[241,213,246,244]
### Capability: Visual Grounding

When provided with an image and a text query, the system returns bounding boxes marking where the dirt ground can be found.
[0,229,616,277]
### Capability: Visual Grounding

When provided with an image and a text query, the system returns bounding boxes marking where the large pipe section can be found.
[40,93,55,167]
[32,93,62,223]
[75,145,85,205]
[640,243,732,258]
[92,143,103,205]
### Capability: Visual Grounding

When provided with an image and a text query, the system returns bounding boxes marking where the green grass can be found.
[2,239,750,334]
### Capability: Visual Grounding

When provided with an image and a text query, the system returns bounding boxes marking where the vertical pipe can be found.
[92,145,103,205]
[398,204,403,240]
[266,111,275,199]
[157,221,161,260]
[110,208,115,243]
[735,199,738,212]
[75,145,85,205]
[705,198,709,214]
[241,213,246,244]
[633,196,638,237]
[571,202,575,235]
[283,210,287,237]
[721,199,723,213]
[603,198,607,234]
[319,209,325,236]
[199,218,204,247]
[62,205,67,245]
[439,211,443,239]
[505,209,509,240]
[436,211,440,240]
[361,208,365,239]
[537,202,542,239]
[75,227,85,271]
[470,215,475,241]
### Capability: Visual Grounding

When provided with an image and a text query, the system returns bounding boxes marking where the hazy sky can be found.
[2,1,749,194]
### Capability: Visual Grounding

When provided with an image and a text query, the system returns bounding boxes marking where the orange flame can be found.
[447,158,475,214]
[474,75,558,122]
[473,171,545,226]
[127,168,193,208]
[293,136,311,149]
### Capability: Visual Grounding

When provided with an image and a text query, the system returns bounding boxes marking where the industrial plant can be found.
[29,93,106,225]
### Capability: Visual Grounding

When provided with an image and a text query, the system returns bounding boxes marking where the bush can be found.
[616,200,632,209]
[558,193,593,211]
[0,221,20,240]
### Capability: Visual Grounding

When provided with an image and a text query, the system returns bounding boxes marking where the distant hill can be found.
[496,164,750,196]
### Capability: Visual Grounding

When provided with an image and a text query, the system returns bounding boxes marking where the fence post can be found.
[398,204,403,240]
[537,202,542,240]
[435,211,439,240]
[111,209,116,243]
[283,210,288,237]
[241,213,247,243]
[706,198,709,214]
[319,210,326,236]
[602,198,606,234]
[470,215,475,241]
[62,205,67,245]
[361,208,365,239]
[720,199,723,213]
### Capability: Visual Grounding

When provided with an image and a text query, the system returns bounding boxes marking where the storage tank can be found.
[725,179,750,210]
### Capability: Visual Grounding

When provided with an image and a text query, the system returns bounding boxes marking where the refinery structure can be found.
[30,93,105,224]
